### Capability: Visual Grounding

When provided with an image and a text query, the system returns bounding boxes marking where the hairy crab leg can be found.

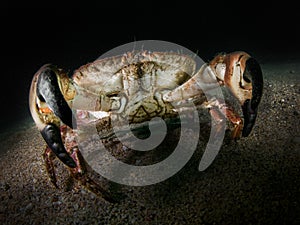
[223,106,243,139]
[60,125,116,202]
[67,146,116,202]
[43,146,58,188]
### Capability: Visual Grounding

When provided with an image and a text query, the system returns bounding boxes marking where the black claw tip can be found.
[245,58,263,110]
[242,99,257,137]
[241,58,263,137]
[41,124,77,168]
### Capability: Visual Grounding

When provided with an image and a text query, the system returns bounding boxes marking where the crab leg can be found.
[58,124,115,201]
[164,52,263,137]
[29,64,76,168]
[40,124,76,167]
[30,65,115,201]
[43,147,58,188]
[162,64,218,103]
[209,52,263,137]
[67,146,116,202]
[206,99,243,139]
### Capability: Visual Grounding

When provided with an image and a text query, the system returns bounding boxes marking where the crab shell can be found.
[71,51,220,125]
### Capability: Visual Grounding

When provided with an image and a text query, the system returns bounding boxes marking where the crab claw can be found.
[41,124,77,167]
[29,64,76,168]
[210,52,263,137]
[36,65,75,129]
[240,58,263,136]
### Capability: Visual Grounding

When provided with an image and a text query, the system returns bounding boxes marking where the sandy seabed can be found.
[0,61,299,225]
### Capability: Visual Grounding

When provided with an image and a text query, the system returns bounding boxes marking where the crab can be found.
[29,50,263,202]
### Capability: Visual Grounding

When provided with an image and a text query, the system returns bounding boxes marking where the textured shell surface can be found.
[71,51,201,126]
[72,51,197,94]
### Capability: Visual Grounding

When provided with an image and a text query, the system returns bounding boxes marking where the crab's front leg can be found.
[162,63,243,139]
[209,51,263,137]
[29,64,77,168]
[163,51,263,138]
[29,65,114,202]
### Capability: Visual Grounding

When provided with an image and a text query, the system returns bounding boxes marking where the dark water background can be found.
[1,2,299,135]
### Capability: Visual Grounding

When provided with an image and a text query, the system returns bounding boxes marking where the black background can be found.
[1,1,299,131]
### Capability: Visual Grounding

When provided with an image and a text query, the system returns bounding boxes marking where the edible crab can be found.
[29,50,263,201]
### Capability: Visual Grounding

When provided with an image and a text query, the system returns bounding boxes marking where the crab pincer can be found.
[30,65,76,168]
